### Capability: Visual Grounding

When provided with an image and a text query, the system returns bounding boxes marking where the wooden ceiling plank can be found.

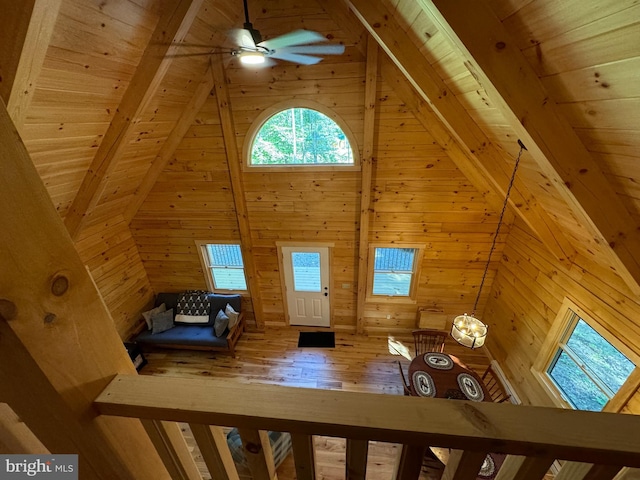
[343,0,576,266]
[2,0,62,131]
[210,55,265,330]
[125,66,214,223]
[422,0,640,295]
[64,0,204,239]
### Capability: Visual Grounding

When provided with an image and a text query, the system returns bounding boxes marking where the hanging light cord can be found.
[471,141,526,314]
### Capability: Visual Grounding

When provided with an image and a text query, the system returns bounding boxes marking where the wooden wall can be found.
[365,78,506,333]
[74,215,154,340]
[484,217,640,411]
[131,44,507,333]
[130,93,241,294]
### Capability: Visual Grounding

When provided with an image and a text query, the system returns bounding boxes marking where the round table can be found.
[408,352,487,401]
[408,352,505,479]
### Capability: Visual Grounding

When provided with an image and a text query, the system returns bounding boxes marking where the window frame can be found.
[366,244,424,304]
[196,241,248,293]
[243,99,360,171]
[531,298,639,412]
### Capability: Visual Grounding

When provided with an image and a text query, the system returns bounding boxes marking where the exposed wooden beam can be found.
[64,0,204,239]
[210,56,265,330]
[0,403,48,454]
[0,0,61,130]
[125,67,215,223]
[0,319,135,478]
[343,0,577,267]
[356,37,378,335]
[422,0,640,295]
[0,98,168,478]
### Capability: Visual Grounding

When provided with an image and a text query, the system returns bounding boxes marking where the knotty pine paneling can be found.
[484,217,640,411]
[365,80,506,333]
[130,94,256,324]
[19,0,159,217]
[74,215,154,341]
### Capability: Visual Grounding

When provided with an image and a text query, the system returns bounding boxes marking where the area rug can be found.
[298,331,335,348]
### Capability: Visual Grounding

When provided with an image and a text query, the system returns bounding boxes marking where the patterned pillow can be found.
[175,290,211,324]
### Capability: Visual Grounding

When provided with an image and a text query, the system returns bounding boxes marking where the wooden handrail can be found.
[95,374,640,478]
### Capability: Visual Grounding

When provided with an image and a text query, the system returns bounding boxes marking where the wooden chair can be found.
[481,364,512,403]
[412,329,447,357]
[397,361,411,396]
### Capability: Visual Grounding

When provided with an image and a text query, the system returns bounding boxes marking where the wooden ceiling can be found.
[2,0,639,296]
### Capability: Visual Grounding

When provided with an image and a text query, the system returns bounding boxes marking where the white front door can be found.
[281,246,330,327]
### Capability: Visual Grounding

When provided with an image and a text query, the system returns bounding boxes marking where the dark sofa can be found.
[133,292,245,355]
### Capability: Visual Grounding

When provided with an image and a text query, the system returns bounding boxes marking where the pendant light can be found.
[451,140,527,349]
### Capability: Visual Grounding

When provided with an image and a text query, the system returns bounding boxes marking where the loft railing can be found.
[95,374,640,480]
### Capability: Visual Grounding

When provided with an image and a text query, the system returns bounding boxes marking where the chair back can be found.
[397,361,411,396]
[412,329,447,357]
[482,364,512,403]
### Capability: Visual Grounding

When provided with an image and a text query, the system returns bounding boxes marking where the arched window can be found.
[247,103,356,167]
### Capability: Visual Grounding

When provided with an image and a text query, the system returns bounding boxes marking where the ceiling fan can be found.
[171,0,345,66]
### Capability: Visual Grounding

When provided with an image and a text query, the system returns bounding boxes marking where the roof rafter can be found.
[64,0,204,240]
[0,0,62,130]
[342,0,577,267]
[421,0,640,295]
[124,66,215,223]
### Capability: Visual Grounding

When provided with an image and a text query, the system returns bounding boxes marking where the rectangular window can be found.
[368,246,422,301]
[198,243,247,291]
[533,299,636,411]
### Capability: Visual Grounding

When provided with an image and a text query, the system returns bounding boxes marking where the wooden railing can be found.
[95,374,640,480]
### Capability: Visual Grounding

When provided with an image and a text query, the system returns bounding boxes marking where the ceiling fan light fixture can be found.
[238,50,265,65]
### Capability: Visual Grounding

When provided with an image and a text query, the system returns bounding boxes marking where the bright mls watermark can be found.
[0,455,77,479]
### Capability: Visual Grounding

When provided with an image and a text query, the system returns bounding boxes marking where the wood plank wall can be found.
[365,79,505,333]
[74,215,154,341]
[130,94,240,298]
[484,217,640,411]
[131,48,506,333]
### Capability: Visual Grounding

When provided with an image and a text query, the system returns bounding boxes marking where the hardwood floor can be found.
[140,327,491,480]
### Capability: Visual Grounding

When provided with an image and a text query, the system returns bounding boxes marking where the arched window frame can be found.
[243,99,360,170]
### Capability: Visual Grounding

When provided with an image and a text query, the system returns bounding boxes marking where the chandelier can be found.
[451,140,527,349]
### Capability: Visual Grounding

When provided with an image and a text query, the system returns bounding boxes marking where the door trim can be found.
[277,242,334,328]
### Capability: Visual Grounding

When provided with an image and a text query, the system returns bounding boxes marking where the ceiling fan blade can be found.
[260,30,326,50]
[231,28,256,49]
[277,44,345,55]
[270,51,323,65]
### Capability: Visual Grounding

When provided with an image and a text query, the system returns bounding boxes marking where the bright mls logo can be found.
[1,455,77,479]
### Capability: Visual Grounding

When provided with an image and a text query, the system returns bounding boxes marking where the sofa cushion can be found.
[153,292,242,325]
[155,293,179,312]
[135,324,228,348]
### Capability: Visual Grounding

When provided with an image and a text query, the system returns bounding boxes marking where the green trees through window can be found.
[547,316,635,411]
[251,107,353,165]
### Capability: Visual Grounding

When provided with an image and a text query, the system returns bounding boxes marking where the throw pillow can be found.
[151,309,174,334]
[175,290,211,324]
[213,309,229,337]
[225,303,240,329]
[142,303,166,330]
